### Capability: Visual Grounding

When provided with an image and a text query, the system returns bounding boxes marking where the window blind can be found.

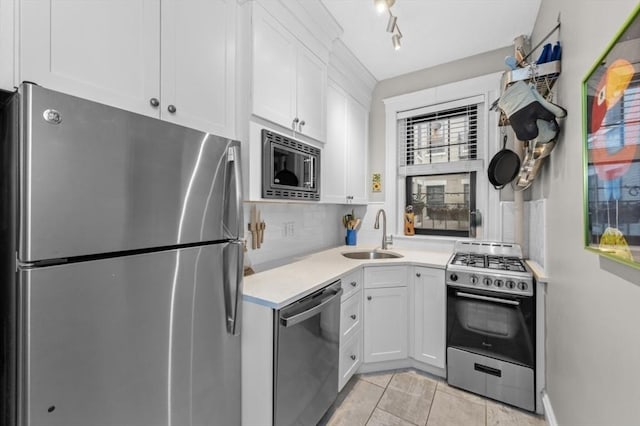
[398,102,479,167]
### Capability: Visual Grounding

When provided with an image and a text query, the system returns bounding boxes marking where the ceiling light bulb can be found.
[374,0,395,14]
[392,33,401,50]
[386,15,397,33]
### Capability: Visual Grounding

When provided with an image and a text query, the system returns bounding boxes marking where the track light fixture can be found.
[375,0,402,50]
[392,29,402,50]
[386,14,397,33]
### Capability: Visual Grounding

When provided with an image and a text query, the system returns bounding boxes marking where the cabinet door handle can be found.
[350,314,356,320]
[367,296,372,301]
[149,98,160,107]
[292,117,299,130]
[416,272,421,277]
[299,120,306,130]
[350,355,356,360]
[350,281,357,287]
[167,104,177,113]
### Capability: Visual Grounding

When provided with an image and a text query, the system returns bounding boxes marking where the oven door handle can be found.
[455,291,520,306]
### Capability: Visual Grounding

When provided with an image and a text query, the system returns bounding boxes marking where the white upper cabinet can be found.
[323,82,348,202]
[295,47,326,142]
[251,3,327,142]
[160,0,236,138]
[346,95,368,203]
[19,0,235,139]
[323,80,368,204]
[20,0,160,116]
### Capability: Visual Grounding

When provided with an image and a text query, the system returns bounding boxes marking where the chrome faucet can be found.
[373,209,393,250]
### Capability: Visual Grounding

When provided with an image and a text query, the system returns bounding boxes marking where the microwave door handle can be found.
[455,291,520,306]
[303,155,313,188]
[280,288,343,327]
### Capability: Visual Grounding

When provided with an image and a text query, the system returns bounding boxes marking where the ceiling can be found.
[321,0,542,81]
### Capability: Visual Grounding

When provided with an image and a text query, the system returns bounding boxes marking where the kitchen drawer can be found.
[340,291,362,341]
[447,347,534,411]
[364,265,407,289]
[338,332,362,391]
[341,268,362,301]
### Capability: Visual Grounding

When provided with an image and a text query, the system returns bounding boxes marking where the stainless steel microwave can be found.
[262,129,320,201]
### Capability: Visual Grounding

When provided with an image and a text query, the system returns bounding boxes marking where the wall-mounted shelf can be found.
[499,60,562,126]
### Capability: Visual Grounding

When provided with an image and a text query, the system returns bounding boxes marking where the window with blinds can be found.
[398,96,483,237]
[398,103,478,167]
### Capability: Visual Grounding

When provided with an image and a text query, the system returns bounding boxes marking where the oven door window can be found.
[446,286,535,368]
[272,145,316,190]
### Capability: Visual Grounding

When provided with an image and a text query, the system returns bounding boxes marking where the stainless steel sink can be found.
[341,250,403,260]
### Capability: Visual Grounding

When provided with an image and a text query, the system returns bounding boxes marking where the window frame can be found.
[382,73,502,243]
[405,172,477,237]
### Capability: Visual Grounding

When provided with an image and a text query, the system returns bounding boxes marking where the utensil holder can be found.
[346,229,357,246]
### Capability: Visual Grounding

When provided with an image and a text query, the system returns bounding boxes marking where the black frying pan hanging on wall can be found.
[488,135,521,190]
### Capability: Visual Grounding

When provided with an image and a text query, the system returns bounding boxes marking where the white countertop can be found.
[243,245,452,309]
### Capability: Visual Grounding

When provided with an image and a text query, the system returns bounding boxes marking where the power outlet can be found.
[282,222,295,238]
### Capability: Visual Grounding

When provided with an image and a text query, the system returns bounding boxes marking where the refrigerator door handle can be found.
[223,241,243,335]
[223,144,243,239]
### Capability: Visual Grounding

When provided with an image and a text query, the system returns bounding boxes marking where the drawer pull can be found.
[350,355,356,361]
[474,363,502,377]
[416,272,421,277]
[350,314,356,320]
[367,296,372,301]
[350,281,357,287]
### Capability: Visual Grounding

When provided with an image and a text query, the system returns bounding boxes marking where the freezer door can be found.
[21,243,241,426]
[18,83,242,262]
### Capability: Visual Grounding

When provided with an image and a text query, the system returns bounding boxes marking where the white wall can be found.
[368,46,513,204]
[531,1,640,425]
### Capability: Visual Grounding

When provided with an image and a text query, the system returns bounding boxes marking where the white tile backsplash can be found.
[500,200,546,269]
[528,199,546,268]
[244,202,352,271]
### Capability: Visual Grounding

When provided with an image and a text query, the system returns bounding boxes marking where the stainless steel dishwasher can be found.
[273,280,342,426]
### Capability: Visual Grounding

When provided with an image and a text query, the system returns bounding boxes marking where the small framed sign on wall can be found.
[583,4,640,268]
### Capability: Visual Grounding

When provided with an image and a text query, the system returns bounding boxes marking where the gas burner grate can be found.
[451,253,486,268]
[486,255,526,272]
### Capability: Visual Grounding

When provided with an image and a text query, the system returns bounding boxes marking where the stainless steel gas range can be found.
[445,241,536,411]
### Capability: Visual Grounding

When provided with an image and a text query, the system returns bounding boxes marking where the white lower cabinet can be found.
[339,332,362,390]
[363,266,408,363]
[410,266,446,369]
[338,269,363,391]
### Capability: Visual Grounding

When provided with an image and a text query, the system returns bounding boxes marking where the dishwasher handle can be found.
[280,287,343,328]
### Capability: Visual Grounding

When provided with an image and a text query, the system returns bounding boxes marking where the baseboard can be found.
[356,358,446,379]
[541,390,558,426]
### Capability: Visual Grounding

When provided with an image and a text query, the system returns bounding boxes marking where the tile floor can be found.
[319,369,547,426]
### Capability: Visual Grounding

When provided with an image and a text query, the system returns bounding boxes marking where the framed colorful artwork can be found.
[583,3,640,267]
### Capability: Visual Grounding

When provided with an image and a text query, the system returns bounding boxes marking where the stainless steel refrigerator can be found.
[0,83,243,426]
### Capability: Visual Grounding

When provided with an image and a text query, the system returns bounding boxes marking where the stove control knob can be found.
[505,280,516,289]
[482,277,492,286]
[449,273,458,282]
[517,281,528,291]
[494,279,503,288]
[470,275,478,285]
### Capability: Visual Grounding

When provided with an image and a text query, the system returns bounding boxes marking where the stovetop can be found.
[446,241,533,296]
[450,253,527,272]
